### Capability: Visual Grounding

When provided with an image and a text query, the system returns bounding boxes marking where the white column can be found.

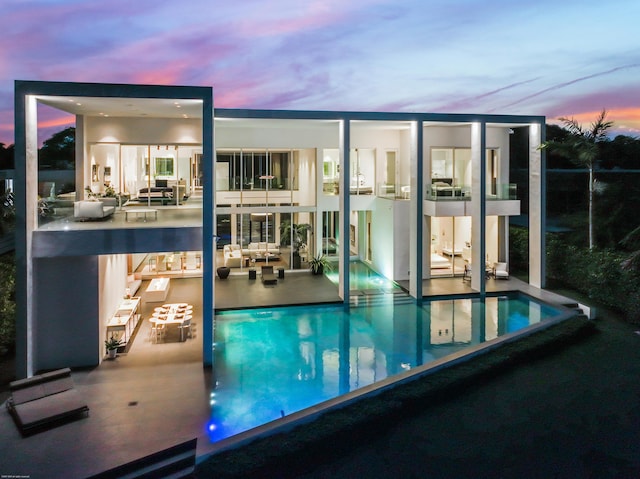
[529,122,545,288]
[339,120,350,302]
[470,122,486,294]
[409,121,424,300]
[15,92,38,377]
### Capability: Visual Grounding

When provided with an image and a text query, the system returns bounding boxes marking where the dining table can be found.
[150,303,193,341]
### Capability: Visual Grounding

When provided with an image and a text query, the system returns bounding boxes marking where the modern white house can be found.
[14,80,545,378]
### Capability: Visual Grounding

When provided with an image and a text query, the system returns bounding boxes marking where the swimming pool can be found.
[324,260,401,292]
[208,293,562,442]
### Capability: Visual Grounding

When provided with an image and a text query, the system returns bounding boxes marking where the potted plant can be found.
[280,220,311,268]
[105,335,123,359]
[309,254,331,275]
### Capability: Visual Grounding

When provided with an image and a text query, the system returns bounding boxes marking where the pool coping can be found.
[198,291,581,462]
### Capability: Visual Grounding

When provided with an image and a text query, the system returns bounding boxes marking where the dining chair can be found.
[149,319,165,343]
[178,317,192,340]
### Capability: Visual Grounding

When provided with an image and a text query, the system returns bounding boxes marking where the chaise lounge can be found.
[6,367,89,435]
[261,265,278,285]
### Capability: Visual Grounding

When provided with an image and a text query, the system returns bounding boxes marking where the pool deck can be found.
[0,275,583,479]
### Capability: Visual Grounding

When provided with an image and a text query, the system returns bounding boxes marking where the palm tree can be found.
[541,110,613,249]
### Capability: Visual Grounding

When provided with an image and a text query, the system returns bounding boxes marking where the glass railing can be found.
[36,193,203,231]
[426,184,470,201]
[487,183,518,200]
[425,183,517,201]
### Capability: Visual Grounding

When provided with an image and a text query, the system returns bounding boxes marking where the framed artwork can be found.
[155,157,174,177]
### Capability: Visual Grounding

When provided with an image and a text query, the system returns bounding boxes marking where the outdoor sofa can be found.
[74,200,115,220]
[6,367,89,435]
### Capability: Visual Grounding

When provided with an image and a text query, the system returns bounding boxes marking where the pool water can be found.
[208,293,561,442]
[324,260,401,292]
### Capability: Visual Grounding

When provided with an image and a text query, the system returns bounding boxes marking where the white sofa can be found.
[241,242,280,256]
[223,245,243,267]
[74,200,115,219]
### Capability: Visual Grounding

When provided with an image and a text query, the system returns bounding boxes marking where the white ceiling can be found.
[36,96,204,119]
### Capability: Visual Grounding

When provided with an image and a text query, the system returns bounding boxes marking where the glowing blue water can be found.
[208,293,561,442]
[325,260,401,292]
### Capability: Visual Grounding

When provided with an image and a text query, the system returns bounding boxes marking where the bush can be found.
[0,253,15,352]
[546,234,640,322]
[509,226,529,275]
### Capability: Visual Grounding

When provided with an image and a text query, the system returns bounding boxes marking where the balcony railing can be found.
[487,183,518,200]
[425,183,517,201]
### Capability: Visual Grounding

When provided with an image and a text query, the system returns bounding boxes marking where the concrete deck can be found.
[0,275,581,479]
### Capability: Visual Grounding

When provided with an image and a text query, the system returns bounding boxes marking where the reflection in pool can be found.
[208,293,561,442]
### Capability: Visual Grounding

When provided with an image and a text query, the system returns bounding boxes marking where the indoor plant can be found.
[104,335,123,359]
[280,220,311,269]
[309,254,331,275]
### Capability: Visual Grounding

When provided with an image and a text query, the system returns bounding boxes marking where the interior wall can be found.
[370,198,396,280]
[486,216,499,264]
[215,124,338,149]
[85,117,202,144]
[393,200,411,280]
[34,256,99,371]
[298,148,316,206]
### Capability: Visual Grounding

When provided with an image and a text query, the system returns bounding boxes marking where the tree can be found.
[0,143,14,170]
[279,219,311,253]
[38,127,75,170]
[540,110,613,250]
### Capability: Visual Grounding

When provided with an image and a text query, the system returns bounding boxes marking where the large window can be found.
[216,150,292,191]
[429,148,500,200]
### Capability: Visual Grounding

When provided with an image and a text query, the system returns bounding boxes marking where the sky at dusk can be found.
[1,0,639,146]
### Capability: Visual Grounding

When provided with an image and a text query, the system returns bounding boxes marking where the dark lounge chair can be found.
[7,368,89,435]
[261,265,278,285]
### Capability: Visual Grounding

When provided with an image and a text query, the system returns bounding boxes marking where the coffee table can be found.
[251,252,279,262]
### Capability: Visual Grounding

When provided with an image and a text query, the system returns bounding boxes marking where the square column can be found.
[470,122,486,293]
[409,121,424,300]
[529,123,545,288]
[338,120,350,302]
[15,88,39,377]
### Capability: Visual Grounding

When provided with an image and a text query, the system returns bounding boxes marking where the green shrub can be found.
[0,253,16,352]
[545,235,640,322]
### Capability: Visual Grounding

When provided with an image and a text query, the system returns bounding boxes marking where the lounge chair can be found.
[462,263,471,282]
[7,368,89,435]
[493,262,509,279]
[261,265,278,285]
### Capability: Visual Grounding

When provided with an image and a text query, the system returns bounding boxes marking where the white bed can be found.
[442,246,463,256]
[431,254,451,269]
